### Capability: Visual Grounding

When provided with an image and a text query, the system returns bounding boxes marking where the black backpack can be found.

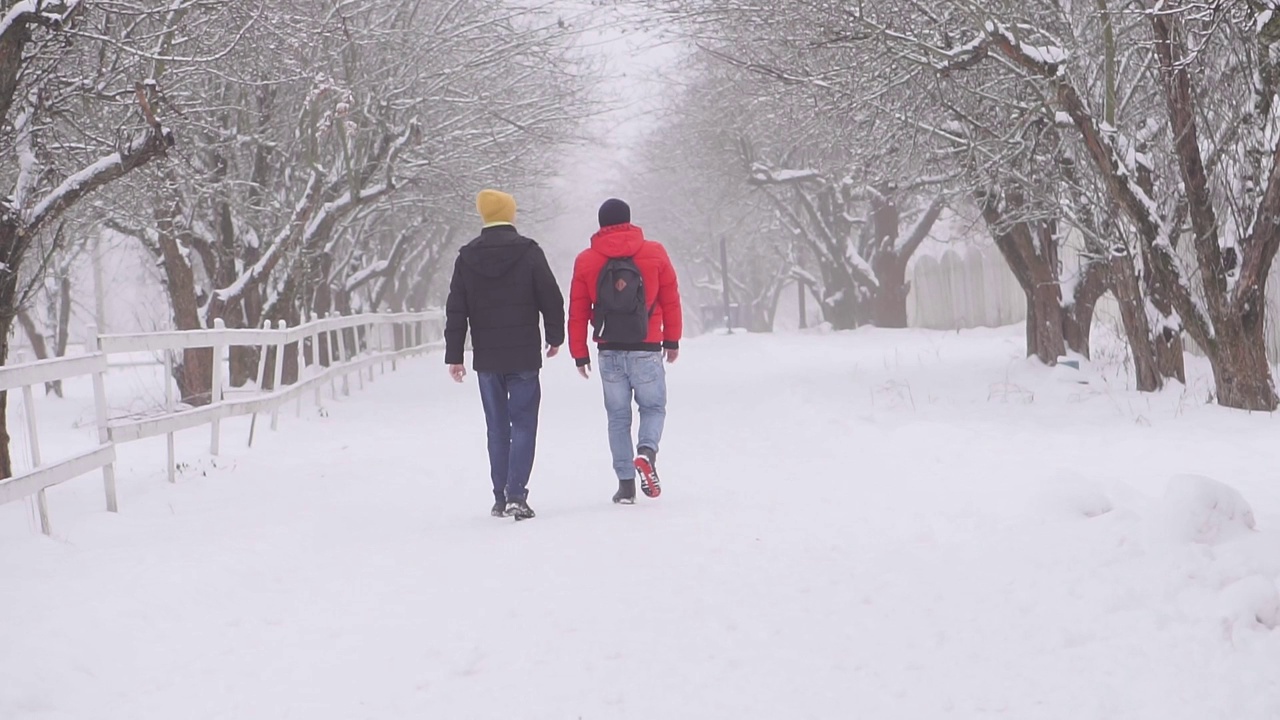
[592,256,651,343]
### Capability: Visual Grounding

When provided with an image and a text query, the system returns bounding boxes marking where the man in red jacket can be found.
[569,198,682,504]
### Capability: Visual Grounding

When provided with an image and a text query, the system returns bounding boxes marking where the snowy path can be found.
[3,327,1280,719]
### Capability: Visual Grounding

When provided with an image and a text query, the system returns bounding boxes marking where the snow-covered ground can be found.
[3,325,1280,719]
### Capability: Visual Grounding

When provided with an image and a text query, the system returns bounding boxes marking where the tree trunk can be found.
[0,315,11,480]
[869,254,910,328]
[822,284,863,330]
[982,198,1065,365]
[1155,329,1186,384]
[1108,252,1164,392]
[1061,259,1108,359]
[1142,277,1187,385]
[867,195,910,328]
[1024,282,1067,365]
[0,274,17,478]
[1208,320,1277,410]
[151,203,218,406]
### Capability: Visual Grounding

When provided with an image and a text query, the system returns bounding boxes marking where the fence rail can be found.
[0,310,442,536]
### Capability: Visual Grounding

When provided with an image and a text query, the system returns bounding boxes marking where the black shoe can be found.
[491,500,507,517]
[634,446,661,498]
[505,499,536,521]
[613,478,636,504]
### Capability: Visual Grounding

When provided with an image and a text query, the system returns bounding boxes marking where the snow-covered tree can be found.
[0,1,196,477]
[101,0,593,402]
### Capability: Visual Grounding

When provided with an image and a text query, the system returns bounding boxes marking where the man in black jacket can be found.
[445,189,565,520]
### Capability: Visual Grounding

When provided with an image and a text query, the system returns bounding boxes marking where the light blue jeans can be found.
[599,350,666,480]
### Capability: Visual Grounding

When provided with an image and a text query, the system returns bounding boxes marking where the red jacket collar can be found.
[590,223,646,258]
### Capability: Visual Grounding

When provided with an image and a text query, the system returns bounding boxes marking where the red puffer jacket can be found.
[568,223,682,365]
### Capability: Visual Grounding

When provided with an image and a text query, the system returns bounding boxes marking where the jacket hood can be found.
[459,225,534,278]
[590,223,646,258]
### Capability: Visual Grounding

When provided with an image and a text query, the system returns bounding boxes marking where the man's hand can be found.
[665,348,679,364]
[577,363,591,380]
[448,364,466,383]
[547,344,560,358]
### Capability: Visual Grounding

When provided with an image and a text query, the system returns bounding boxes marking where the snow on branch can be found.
[845,245,879,288]
[940,22,1164,244]
[0,2,35,39]
[344,260,389,293]
[302,182,393,247]
[1,0,81,37]
[210,121,417,310]
[23,130,172,233]
[208,173,321,307]
[749,162,822,185]
[895,194,946,256]
[938,21,1068,77]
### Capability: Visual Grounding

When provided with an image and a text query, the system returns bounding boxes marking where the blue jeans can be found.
[477,371,541,502]
[599,350,666,480]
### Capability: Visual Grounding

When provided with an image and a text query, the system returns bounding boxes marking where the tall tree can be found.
[0,1,183,477]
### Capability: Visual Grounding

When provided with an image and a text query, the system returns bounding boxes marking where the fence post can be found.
[376,312,388,375]
[335,313,351,396]
[310,314,322,409]
[390,311,399,372]
[210,318,226,455]
[327,313,340,398]
[255,319,271,391]
[355,323,368,390]
[165,350,176,483]
[86,325,118,514]
[15,352,51,534]
[272,320,287,430]
[295,321,306,418]
[367,322,377,382]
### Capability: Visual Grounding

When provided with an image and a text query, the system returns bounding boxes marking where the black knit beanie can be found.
[598,198,631,228]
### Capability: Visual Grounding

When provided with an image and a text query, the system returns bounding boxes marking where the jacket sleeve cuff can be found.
[662,341,679,350]
[575,356,590,367]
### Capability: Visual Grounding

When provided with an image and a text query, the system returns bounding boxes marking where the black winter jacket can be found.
[443,225,565,373]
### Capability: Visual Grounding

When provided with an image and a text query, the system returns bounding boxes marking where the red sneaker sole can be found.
[634,457,661,498]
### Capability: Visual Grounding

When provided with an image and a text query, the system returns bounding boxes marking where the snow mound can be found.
[1217,575,1280,632]
[1158,474,1257,545]
[1031,472,1114,520]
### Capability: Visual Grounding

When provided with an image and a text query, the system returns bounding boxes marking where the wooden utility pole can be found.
[719,235,732,334]
[798,281,807,329]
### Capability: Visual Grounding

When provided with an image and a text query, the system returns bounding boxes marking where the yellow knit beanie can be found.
[476,189,516,227]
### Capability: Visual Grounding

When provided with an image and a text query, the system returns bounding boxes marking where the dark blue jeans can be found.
[477,370,541,503]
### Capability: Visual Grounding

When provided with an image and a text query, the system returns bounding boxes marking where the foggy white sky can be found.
[522,7,687,274]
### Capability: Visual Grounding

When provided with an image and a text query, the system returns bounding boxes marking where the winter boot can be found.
[634,446,661,498]
[491,491,507,517]
[613,478,636,505]
[505,499,536,521]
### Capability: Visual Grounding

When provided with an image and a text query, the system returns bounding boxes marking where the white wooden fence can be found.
[908,245,1027,331]
[0,311,442,535]
[907,244,1280,362]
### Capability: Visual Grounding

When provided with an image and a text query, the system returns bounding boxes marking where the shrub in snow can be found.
[1158,475,1257,545]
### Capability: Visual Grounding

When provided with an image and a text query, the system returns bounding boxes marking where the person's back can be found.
[569,198,682,504]
[452,224,561,374]
[445,189,564,520]
[572,224,679,352]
